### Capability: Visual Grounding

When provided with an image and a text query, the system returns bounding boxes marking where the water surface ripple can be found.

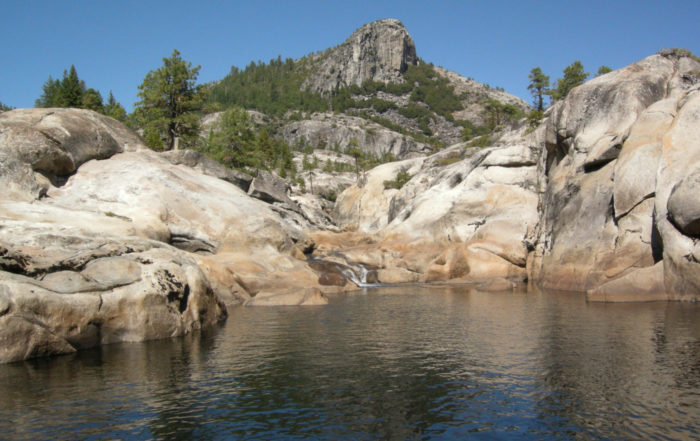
[1,286,699,440]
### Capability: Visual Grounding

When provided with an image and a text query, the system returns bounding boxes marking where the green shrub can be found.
[383,169,412,190]
[321,191,337,202]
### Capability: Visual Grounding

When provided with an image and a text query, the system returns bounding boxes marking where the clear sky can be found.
[2,0,698,111]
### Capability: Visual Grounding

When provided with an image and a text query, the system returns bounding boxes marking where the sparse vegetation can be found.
[321,190,337,202]
[468,135,491,148]
[481,98,525,131]
[383,169,412,190]
[526,109,544,134]
[658,48,700,63]
[436,156,462,166]
[596,65,613,76]
[549,61,589,102]
[200,106,295,174]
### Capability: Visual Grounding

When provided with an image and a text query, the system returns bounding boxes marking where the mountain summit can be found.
[303,19,418,92]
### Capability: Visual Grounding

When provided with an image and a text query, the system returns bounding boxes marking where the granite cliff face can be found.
[531,52,700,300]
[303,18,418,93]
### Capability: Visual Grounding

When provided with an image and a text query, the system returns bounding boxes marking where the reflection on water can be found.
[1,286,699,440]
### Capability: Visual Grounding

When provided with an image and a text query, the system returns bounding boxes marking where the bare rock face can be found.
[530,53,700,299]
[243,287,328,306]
[333,156,427,233]
[303,19,418,93]
[0,108,141,200]
[280,112,431,158]
[160,149,253,192]
[329,126,542,285]
[329,51,700,300]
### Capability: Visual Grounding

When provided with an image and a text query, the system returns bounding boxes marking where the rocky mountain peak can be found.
[303,18,418,92]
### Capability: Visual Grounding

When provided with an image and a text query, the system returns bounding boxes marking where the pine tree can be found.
[204,106,255,168]
[82,88,104,112]
[104,91,127,122]
[35,76,62,107]
[527,67,550,111]
[596,65,613,76]
[134,49,207,150]
[59,65,85,107]
[550,61,589,102]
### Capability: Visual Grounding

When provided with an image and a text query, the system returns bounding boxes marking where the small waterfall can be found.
[308,259,380,288]
[338,263,378,287]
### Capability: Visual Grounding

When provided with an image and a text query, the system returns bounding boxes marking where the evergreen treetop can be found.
[34,65,127,122]
[549,61,589,102]
[527,67,550,111]
[134,49,207,150]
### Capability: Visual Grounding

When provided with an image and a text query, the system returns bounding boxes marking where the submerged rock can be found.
[244,288,328,306]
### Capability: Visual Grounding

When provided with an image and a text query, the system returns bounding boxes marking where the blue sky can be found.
[2,0,698,111]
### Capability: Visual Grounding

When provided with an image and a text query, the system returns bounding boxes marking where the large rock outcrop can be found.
[326,126,541,286]
[0,108,340,363]
[528,52,700,300]
[303,19,418,93]
[0,108,141,200]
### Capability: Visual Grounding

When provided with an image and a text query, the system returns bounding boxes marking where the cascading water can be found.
[338,263,378,287]
[307,258,381,288]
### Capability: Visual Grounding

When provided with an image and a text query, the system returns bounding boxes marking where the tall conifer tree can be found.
[134,49,206,150]
[527,67,550,111]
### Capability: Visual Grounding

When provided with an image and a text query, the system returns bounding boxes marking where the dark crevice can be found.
[609,195,618,226]
[614,192,656,222]
[651,221,664,263]
[484,161,537,169]
[0,246,31,275]
[169,235,217,254]
[36,170,75,188]
[583,157,616,173]
[179,285,190,314]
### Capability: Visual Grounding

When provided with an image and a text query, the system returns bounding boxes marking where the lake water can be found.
[1,285,699,440]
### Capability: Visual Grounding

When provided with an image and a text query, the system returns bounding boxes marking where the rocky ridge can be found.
[302,18,418,93]
[209,18,529,155]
